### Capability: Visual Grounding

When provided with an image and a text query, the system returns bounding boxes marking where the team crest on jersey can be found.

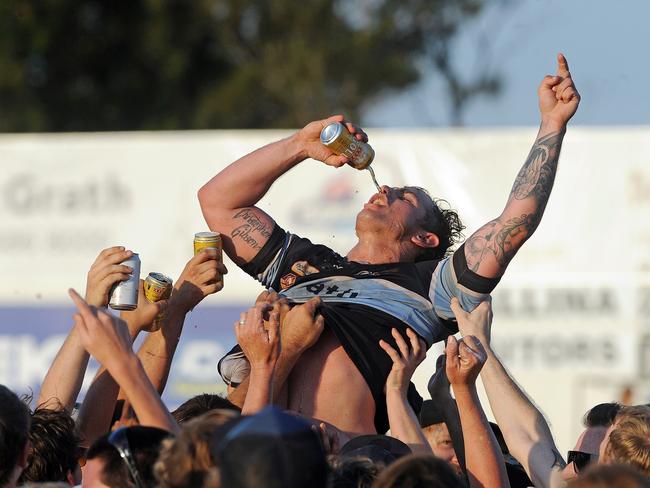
[291,260,320,277]
[280,273,297,290]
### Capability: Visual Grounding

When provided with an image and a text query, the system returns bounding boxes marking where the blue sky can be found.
[366,0,650,127]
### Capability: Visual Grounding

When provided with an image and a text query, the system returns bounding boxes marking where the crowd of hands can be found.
[23,243,646,488]
[57,247,491,451]
[26,244,520,488]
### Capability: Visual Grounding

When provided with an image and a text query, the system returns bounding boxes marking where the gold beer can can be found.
[320,122,375,170]
[194,232,222,258]
[193,232,224,288]
[144,272,173,303]
[143,272,173,331]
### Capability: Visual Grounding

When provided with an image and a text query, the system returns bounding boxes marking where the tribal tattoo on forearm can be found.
[230,208,272,251]
[465,132,563,273]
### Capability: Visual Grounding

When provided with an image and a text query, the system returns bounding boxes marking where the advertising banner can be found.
[1,127,650,449]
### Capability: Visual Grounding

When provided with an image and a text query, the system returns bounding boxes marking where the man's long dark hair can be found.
[411,187,465,261]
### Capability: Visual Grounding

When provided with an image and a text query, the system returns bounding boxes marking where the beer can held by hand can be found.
[144,273,173,303]
[109,253,141,311]
[144,272,173,331]
[194,232,222,259]
[320,122,375,170]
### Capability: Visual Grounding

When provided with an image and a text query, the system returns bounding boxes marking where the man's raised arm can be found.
[464,53,580,278]
[198,115,367,265]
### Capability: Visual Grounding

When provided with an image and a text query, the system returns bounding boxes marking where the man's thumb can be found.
[450,297,464,319]
[445,335,459,364]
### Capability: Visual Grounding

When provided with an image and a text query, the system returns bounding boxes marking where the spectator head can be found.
[328,456,379,488]
[214,406,328,488]
[155,409,239,488]
[338,435,411,468]
[371,454,463,488]
[18,406,81,486]
[17,483,70,488]
[600,405,650,476]
[85,426,173,488]
[0,385,31,488]
[584,402,622,428]
[562,402,623,480]
[171,394,240,424]
[418,401,460,475]
[566,463,650,488]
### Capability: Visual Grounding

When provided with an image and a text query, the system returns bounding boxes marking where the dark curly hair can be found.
[408,187,465,261]
[18,405,80,484]
[0,385,30,487]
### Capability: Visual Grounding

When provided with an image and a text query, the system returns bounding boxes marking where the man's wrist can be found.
[108,351,141,379]
[539,117,567,135]
[168,294,196,315]
[287,133,309,163]
[386,386,408,398]
[449,382,478,396]
[250,363,276,376]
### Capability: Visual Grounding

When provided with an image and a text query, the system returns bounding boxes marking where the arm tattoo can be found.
[465,214,539,271]
[510,132,562,202]
[230,208,272,251]
[465,131,563,273]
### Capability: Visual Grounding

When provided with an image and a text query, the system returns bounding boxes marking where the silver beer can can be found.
[320,122,375,170]
[109,253,141,311]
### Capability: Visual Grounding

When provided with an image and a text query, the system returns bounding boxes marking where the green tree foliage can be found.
[0,0,494,131]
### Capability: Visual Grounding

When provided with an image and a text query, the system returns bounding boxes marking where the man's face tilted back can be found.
[355,186,436,261]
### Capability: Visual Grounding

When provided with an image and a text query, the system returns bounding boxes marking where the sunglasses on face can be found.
[567,450,598,472]
[108,427,145,488]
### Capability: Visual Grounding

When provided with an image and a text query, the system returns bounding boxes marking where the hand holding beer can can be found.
[109,253,141,311]
[320,122,375,170]
[144,273,173,302]
[144,272,173,331]
[194,232,224,288]
[194,232,222,258]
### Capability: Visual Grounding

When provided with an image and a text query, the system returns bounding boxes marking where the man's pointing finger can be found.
[557,53,570,77]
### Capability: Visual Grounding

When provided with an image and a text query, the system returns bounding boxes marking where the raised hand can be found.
[236,303,281,371]
[380,328,426,394]
[120,279,168,333]
[171,248,228,312]
[69,288,134,370]
[445,335,487,387]
[280,297,325,355]
[85,246,134,307]
[538,53,580,128]
[295,114,369,167]
[450,298,493,348]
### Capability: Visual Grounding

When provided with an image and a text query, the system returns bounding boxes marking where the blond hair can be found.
[604,409,650,476]
[566,463,650,488]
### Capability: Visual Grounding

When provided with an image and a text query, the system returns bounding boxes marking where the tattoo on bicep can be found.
[465,213,540,272]
[230,208,272,251]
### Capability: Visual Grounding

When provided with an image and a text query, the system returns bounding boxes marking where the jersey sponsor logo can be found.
[291,260,320,277]
[280,272,297,290]
[280,275,445,346]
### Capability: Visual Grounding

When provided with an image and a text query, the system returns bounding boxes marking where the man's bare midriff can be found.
[287,327,377,437]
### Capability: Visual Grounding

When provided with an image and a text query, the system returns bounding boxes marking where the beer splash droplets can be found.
[367,166,381,192]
